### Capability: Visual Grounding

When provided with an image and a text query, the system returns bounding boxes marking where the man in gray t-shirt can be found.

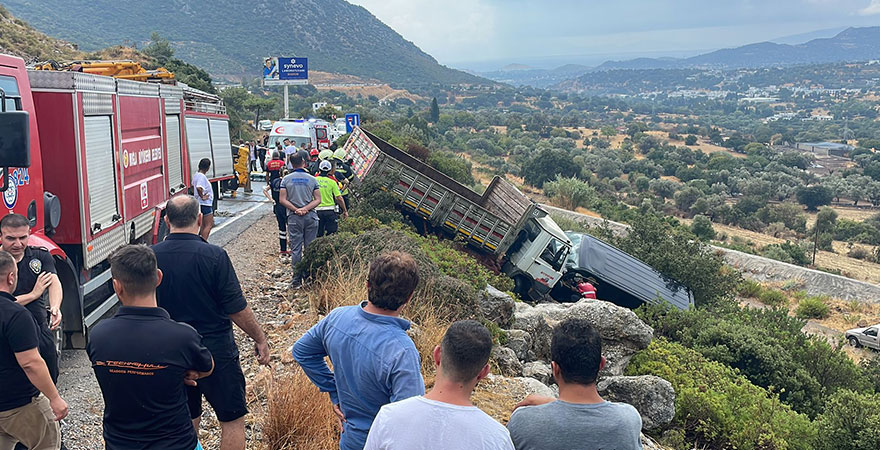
[506,318,643,450]
[279,152,320,287]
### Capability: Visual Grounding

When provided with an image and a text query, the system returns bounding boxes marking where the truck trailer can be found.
[0,54,234,349]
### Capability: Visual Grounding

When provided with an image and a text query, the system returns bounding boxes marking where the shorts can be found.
[187,334,247,423]
[0,396,60,450]
[200,205,214,216]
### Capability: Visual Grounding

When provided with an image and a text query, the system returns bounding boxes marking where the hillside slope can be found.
[2,0,484,86]
[0,5,82,62]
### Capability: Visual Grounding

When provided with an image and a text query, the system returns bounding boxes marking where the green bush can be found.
[543,175,596,210]
[690,214,716,241]
[796,295,831,319]
[416,234,513,292]
[736,279,764,298]
[762,241,811,266]
[627,339,816,450]
[759,289,787,306]
[815,390,880,450]
[637,303,870,417]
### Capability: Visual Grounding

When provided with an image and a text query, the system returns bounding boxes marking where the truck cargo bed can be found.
[345,128,537,256]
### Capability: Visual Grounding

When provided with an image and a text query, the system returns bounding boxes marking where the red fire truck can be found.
[0,54,234,349]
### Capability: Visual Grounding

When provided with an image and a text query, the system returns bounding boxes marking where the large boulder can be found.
[512,299,654,376]
[522,361,553,385]
[480,285,515,328]
[598,375,675,430]
[561,300,654,376]
[510,302,563,361]
[491,346,523,377]
[507,376,556,399]
[503,329,532,361]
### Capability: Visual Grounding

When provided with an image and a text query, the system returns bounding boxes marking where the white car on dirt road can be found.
[846,324,880,350]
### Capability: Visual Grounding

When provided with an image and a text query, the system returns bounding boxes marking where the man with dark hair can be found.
[153,196,270,450]
[192,158,214,240]
[0,249,67,450]
[364,320,514,449]
[506,318,642,450]
[0,214,62,383]
[293,251,424,450]
[88,245,214,450]
[278,151,320,288]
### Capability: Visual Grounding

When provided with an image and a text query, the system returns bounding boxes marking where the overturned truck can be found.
[342,127,692,310]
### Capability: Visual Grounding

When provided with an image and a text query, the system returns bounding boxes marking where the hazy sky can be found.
[349,0,880,70]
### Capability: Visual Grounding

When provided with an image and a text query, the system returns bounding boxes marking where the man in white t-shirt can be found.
[363,320,514,450]
[192,158,214,240]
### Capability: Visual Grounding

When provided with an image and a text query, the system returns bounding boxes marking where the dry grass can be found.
[262,369,339,450]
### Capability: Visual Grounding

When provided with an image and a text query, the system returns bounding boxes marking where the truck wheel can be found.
[849,336,861,348]
[514,276,530,302]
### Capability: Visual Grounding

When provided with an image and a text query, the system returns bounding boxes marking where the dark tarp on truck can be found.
[563,232,694,310]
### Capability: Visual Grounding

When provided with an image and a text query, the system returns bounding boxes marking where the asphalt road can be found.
[57,185,272,449]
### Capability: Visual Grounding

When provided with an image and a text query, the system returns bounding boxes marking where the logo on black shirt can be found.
[28,258,41,274]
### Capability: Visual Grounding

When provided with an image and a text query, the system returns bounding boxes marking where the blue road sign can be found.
[278,57,308,81]
[345,113,360,133]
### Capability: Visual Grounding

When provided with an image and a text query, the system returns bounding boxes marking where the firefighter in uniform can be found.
[0,213,63,383]
[263,152,289,255]
[315,160,348,237]
[332,148,354,209]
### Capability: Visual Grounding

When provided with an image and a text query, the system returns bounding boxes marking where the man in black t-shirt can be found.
[88,245,214,450]
[0,214,62,383]
[154,196,270,450]
[0,250,68,450]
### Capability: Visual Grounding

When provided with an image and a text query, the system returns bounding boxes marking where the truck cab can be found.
[504,214,572,301]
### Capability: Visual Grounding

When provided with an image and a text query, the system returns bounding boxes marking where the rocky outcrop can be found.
[490,346,522,377]
[505,329,532,361]
[522,361,553,385]
[480,285,515,328]
[598,375,676,430]
[507,299,654,377]
[561,300,654,377]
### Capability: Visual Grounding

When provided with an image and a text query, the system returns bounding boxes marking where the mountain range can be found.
[597,26,880,70]
[479,26,880,88]
[1,0,484,87]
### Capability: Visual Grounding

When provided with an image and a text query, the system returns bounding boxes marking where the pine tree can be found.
[430,97,440,123]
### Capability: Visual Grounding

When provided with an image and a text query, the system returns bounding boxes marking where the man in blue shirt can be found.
[293,251,425,450]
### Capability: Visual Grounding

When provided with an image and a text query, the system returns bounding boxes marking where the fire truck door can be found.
[165,115,184,193]
[83,116,120,233]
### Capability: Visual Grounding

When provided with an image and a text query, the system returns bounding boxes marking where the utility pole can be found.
[812,218,821,265]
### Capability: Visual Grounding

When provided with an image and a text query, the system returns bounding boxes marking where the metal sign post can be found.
[284,85,289,119]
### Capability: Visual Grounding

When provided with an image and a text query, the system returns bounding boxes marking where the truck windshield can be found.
[540,238,568,271]
[0,75,21,111]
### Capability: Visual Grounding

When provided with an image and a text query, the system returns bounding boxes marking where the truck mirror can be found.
[0,110,30,168]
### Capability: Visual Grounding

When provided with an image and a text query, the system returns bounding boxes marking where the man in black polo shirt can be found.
[0,214,63,383]
[153,196,270,450]
[0,250,68,450]
[87,245,214,450]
